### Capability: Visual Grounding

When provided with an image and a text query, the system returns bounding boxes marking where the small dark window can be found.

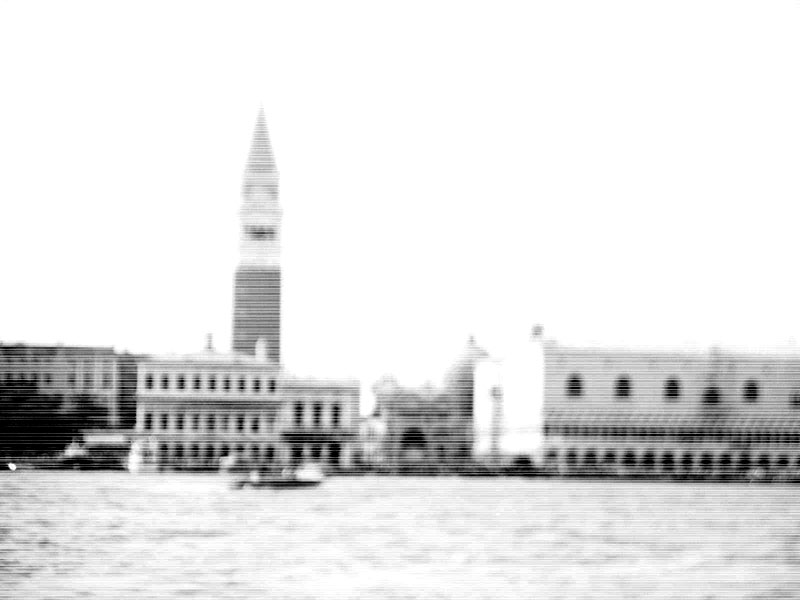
[268,379,276,393]
[144,413,152,430]
[193,375,202,391]
[145,374,154,390]
[236,414,245,432]
[332,403,341,428]
[220,414,229,431]
[251,418,259,433]
[44,373,52,385]
[566,374,583,398]
[160,374,170,390]
[743,380,759,402]
[664,378,681,401]
[313,402,322,428]
[209,375,217,391]
[615,376,631,399]
[160,413,168,430]
[703,387,721,405]
[293,402,304,427]
[223,377,231,392]
[238,377,246,392]
[177,375,186,390]
[191,414,199,430]
[329,443,341,466]
[253,378,261,393]
[791,391,800,408]
[176,414,184,431]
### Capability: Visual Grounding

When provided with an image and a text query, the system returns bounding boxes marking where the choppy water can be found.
[1,473,800,599]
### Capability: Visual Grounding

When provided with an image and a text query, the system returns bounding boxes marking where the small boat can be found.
[233,463,325,489]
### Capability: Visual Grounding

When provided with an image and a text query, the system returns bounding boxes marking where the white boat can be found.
[233,462,325,489]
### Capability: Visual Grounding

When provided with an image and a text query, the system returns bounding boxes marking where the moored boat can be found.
[233,463,325,489]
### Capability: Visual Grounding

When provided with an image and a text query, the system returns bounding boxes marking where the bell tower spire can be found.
[232,109,282,361]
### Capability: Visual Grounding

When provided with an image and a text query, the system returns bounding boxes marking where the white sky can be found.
[1,1,800,402]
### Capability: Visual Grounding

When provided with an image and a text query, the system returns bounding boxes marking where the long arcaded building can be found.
[541,340,800,477]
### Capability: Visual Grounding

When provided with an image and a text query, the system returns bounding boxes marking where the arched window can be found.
[743,380,759,402]
[663,378,680,401]
[566,374,583,398]
[615,376,632,399]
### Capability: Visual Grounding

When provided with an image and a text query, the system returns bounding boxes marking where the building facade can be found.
[372,338,487,471]
[0,343,138,428]
[132,353,359,470]
[541,340,800,477]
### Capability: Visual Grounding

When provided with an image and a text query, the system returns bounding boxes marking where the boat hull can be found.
[233,478,322,489]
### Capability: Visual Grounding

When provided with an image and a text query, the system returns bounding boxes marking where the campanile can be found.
[232,109,282,361]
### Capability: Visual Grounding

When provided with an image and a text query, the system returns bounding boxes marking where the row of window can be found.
[152,442,343,465]
[0,356,115,370]
[565,374,800,405]
[545,447,800,472]
[143,373,277,394]
[292,402,342,428]
[2,371,114,390]
[545,424,800,445]
[141,402,344,433]
[142,411,276,434]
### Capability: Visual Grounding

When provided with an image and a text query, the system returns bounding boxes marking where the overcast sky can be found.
[2,1,800,396]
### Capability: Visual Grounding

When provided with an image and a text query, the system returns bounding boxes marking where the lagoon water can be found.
[1,472,799,599]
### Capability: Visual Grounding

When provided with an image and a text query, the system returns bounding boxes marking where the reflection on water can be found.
[1,473,799,599]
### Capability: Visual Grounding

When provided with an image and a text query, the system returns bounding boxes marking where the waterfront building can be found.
[131,110,359,471]
[0,343,139,428]
[373,338,486,471]
[541,339,800,477]
[133,351,359,470]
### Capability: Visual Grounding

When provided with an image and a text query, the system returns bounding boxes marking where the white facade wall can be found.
[473,340,545,461]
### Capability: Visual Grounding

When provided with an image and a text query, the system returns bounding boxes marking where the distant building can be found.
[373,338,487,470]
[541,340,800,477]
[131,110,359,471]
[0,343,139,428]
[132,353,359,470]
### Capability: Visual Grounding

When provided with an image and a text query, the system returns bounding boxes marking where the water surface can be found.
[1,473,798,599]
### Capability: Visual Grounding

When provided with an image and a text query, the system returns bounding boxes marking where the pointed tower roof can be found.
[242,108,279,199]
